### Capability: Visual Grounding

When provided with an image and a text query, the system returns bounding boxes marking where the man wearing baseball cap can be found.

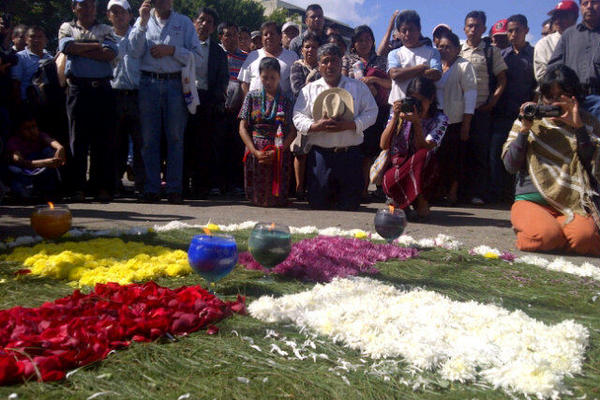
[549,0,600,119]
[58,0,118,202]
[490,19,510,50]
[281,21,300,50]
[107,0,144,197]
[535,1,578,82]
[250,30,262,51]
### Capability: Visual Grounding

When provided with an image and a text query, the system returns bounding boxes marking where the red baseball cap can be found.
[548,1,579,16]
[491,19,508,36]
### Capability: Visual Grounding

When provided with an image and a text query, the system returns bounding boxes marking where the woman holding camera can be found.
[380,77,448,218]
[503,64,600,255]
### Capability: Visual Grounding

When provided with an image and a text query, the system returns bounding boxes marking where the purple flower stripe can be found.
[239,236,419,283]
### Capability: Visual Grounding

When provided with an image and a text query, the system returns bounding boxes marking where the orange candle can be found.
[30,203,72,240]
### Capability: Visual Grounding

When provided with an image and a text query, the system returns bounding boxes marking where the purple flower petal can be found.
[239,236,419,283]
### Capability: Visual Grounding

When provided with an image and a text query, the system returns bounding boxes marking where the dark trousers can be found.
[223,109,245,190]
[436,123,466,194]
[464,109,492,200]
[184,100,226,193]
[66,81,116,194]
[489,115,515,202]
[114,89,144,191]
[306,146,363,210]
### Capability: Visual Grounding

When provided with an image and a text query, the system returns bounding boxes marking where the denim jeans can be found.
[139,75,188,194]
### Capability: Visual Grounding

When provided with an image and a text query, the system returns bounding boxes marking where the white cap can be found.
[282,21,300,33]
[107,0,131,11]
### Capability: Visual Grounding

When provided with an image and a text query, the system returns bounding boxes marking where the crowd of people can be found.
[1,0,600,256]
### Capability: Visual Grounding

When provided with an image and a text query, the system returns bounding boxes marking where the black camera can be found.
[400,96,422,113]
[521,104,562,120]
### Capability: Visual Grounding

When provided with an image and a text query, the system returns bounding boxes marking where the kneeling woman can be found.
[503,64,600,256]
[380,77,448,218]
[239,57,297,207]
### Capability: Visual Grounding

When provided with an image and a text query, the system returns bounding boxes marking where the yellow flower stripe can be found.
[2,238,191,287]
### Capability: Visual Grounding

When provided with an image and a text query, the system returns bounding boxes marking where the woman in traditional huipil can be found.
[239,57,296,207]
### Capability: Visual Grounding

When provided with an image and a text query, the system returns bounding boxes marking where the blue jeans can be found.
[139,75,188,194]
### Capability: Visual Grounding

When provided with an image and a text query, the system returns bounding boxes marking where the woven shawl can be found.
[502,112,600,227]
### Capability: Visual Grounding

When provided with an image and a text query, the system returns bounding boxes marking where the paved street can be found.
[1,198,597,264]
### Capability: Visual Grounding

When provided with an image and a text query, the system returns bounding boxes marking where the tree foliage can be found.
[1,0,270,49]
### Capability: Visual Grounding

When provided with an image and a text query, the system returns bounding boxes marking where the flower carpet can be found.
[0,221,599,399]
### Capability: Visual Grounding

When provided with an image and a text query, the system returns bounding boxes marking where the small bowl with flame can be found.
[374,205,407,243]
[30,202,72,240]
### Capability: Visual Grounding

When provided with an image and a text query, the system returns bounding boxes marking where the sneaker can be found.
[470,197,485,206]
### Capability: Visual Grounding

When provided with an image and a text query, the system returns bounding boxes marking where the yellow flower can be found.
[484,252,500,259]
[206,223,220,232]
[2,238,192,287]
[354,231,368,239]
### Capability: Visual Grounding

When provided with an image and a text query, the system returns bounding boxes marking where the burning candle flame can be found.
[388,204,395,213]
[269,222,276,231]
[48,202,55,209]
[203,227,212,235]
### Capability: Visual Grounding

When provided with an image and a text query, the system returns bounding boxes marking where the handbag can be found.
[369,149,389,185]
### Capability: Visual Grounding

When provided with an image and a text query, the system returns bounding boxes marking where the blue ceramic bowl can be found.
[188,234,238,283]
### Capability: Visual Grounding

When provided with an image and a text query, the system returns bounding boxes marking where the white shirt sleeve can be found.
[353,81,378,134]
[292,85,314,135]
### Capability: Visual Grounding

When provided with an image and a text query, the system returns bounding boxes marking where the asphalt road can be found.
[1,197,597,264]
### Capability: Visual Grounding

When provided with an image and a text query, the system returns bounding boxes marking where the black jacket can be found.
[201,39,229,106]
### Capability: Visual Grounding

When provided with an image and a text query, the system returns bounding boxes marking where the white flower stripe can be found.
[248,277,589,399]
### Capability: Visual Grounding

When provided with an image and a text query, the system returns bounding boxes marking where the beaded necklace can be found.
[261,88,281,121]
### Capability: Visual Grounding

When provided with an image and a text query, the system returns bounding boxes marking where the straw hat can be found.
[312,88,354,121]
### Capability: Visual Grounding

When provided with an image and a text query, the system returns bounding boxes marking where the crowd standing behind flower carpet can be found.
[2,0,600,258]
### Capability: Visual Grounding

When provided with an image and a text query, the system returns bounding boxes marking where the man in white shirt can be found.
[293,43,378,210]
[387,10,442,105]
[534,1,578,82]
[238,21,297,98]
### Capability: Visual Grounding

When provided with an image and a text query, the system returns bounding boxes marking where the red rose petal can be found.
[0,282,245,385]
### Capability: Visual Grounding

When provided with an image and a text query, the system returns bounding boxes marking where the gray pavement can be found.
[1,198,598,264]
